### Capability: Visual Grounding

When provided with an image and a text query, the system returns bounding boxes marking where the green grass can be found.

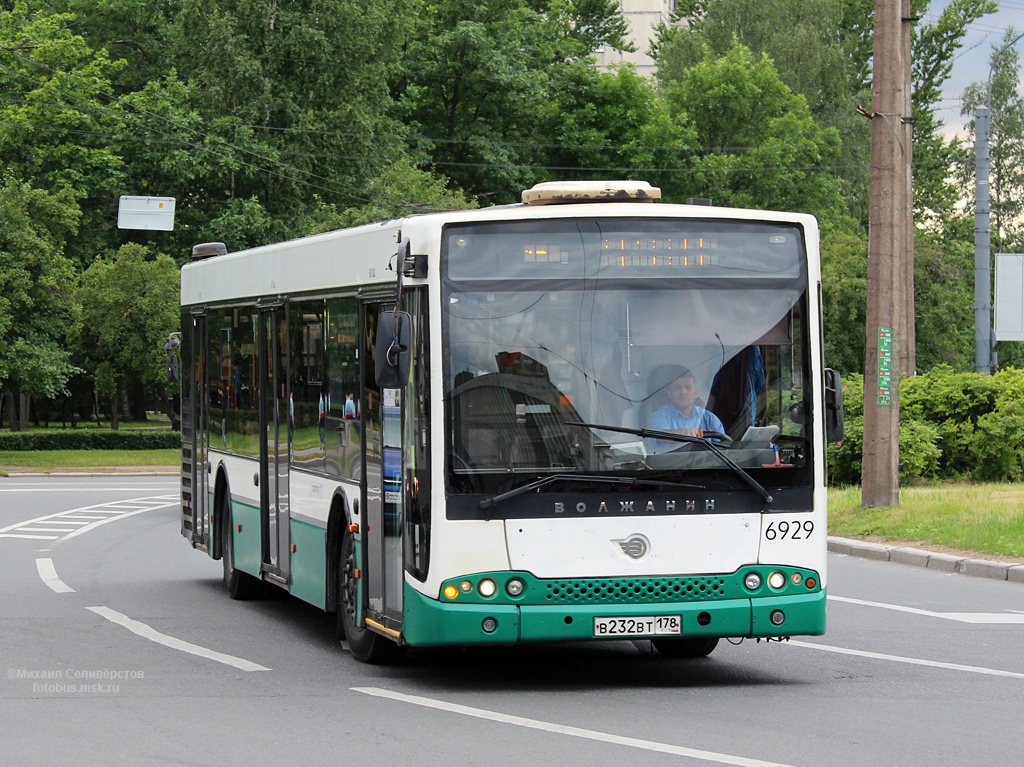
[829,484,1024,559]
[0,449,179,470]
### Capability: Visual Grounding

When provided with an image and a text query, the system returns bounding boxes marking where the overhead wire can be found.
[0,50,376,206]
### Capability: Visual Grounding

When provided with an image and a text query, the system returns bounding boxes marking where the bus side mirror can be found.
[375,311,411,389]
[824,368,844,443]
[165,333,181,383]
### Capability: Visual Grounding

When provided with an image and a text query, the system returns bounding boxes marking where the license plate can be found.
[593,615,681,637]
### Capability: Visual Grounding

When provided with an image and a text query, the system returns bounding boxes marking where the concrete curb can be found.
[829,535,1024,583]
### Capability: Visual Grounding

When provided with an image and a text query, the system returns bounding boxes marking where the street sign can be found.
[117,196,175,231]
[995,253,1024,342]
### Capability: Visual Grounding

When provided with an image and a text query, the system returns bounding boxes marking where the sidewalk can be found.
[829,535,1024,584]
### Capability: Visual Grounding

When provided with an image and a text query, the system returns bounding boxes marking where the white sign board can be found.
[995,253,1024,341]
[117,196,175,231]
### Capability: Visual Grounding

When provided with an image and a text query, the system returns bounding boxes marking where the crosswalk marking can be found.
[0,494,178,542]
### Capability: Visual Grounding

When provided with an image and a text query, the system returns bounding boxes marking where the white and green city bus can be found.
[178,180,844,663]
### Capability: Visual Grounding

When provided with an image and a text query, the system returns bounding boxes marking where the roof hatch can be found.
[521,180,661,206]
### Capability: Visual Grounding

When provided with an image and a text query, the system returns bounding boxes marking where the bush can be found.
[0,431,181,451]
[827,366,1024,484]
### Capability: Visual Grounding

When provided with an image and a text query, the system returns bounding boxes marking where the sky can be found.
[927,0,1024,137]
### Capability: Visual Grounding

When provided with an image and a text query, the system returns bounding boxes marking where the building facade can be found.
[592,0,678,78]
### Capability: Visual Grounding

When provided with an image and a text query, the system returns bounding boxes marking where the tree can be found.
[821,233,974,375]
[0,4,128,267]
[911,0,998,229]
[962,28,1024,253]
[0,175,81,430]
[301,161,477,232]
[397,0,641,203]
[538,63,697,199]
[651,0,997,233]
[169,0,414,220]
[660,46,847,228]
[74,243,180,429]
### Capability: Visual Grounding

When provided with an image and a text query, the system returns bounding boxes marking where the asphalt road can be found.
[1,475,1022,767]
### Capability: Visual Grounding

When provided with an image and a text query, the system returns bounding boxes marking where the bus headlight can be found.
[478,578,497,597]
[506,578,525,596]
[768,571,786,590]
[744,573,762,590]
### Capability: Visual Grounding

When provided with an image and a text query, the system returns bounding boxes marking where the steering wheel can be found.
[701,431,733,444]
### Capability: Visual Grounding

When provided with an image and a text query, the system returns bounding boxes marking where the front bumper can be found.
[401,568,825,647]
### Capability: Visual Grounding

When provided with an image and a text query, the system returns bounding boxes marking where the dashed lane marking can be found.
[830,594,1024,624]
[353,687,801,767]
[787,640,1024,679]
[36,558,75,593]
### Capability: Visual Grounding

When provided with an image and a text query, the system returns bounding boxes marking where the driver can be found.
[647,369,724,439]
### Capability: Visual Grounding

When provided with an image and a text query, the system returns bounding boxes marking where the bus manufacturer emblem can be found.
[613,534,650,561]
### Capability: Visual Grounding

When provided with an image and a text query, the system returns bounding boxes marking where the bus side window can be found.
[288,300,325,473]
[325,297,360,481]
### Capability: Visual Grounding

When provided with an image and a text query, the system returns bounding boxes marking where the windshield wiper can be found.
[478,474,701,510]
[565,421,773,504]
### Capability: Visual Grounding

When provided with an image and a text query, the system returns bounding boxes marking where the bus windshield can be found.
[442,217,812,505]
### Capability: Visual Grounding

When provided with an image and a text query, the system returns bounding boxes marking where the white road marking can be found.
[353,687,801,767]
[0,495,177,541]
[787,640,1024,679]
[0,487,175,492]
[35,558,75,593]
[17,527,77,533]
[86,606,270,672]
[830,595,1024,624]
[62,503,177,540]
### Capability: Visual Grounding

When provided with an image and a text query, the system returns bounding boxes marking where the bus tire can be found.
[221,492,263,600]
[652,636,719,658]
[337,533,399,664]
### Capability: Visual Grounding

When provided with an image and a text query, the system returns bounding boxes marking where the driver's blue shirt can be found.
[647,404,724,435]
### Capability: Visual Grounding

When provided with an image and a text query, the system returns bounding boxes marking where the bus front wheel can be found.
[652,636,719,658]
[221,493,262,600]
[337,533,399,664]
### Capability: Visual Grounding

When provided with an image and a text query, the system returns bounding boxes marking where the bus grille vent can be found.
[544,576,728,604]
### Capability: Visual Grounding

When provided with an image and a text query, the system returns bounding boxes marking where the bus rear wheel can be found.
[221,493,262,600]
[337,533,399,664]
[652,636,719,658]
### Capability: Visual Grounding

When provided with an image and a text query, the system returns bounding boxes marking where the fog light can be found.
[506,578,525,596]
[478,578,497,597]
[770,609,785,626]
[744,572,762,590]
[768,571,786,590]
[482,617,498,633]
[460,580,473,593]
[444,585,458,599]
[791,572,802,585]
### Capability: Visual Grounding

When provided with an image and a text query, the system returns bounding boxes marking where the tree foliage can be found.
[0,175,81,400]
[74,244,180,426]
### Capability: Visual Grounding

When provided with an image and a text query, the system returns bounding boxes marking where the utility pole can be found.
[975,104,992,373]
[862,0,913,508]
[902,4,915,377]
[974,32,1024,374]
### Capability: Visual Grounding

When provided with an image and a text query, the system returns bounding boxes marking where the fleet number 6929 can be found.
[764,519,814,540]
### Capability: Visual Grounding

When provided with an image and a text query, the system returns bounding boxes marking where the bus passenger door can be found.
[183,310,208,546]
[259,307,290,583]
[362,302,404,635]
